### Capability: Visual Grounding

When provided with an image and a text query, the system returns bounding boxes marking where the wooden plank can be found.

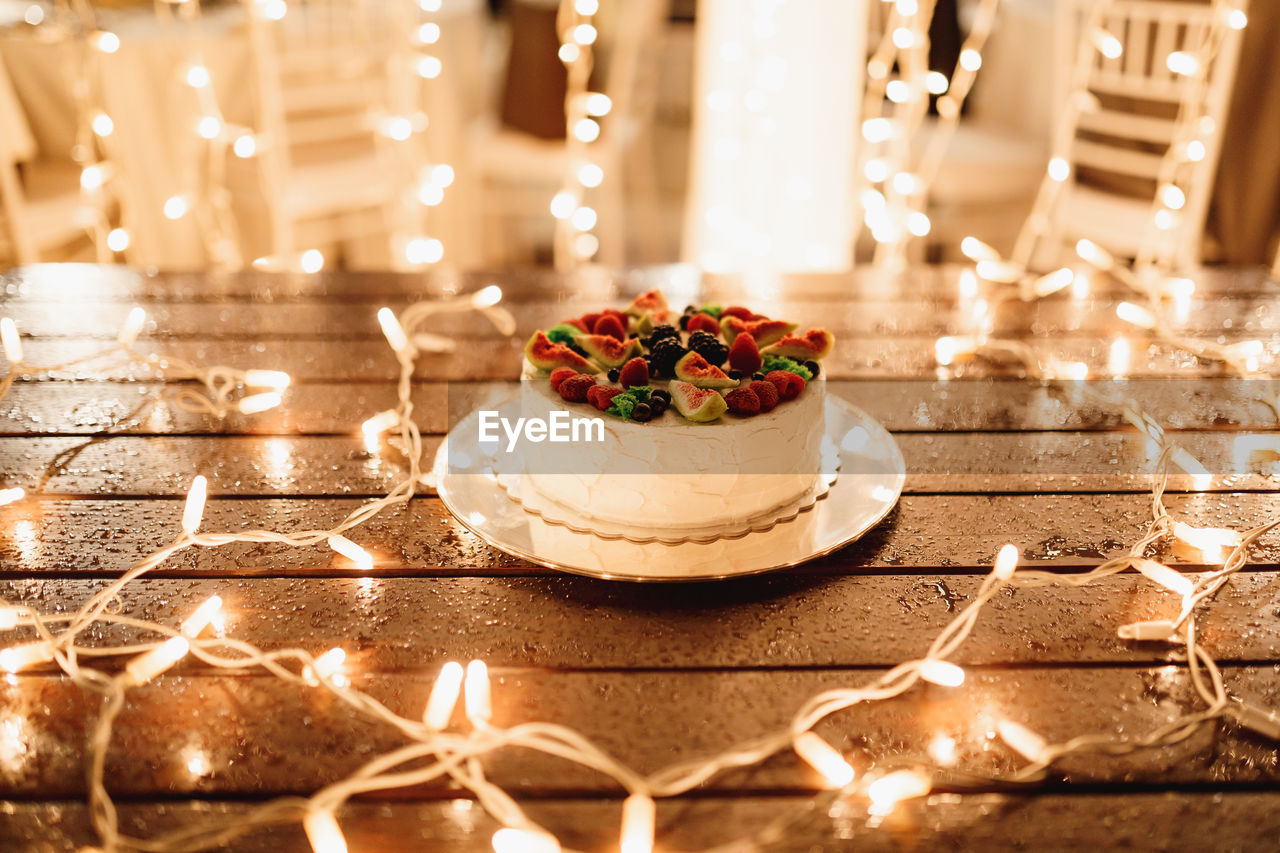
[0,492,1276,578]
[4,379,1280,437]
[3,572,1278,669]
[6,295,1280,339]
[4,264,1276,304]
[7,791,1280,853]
[0,666,1277,797]
[0,431,1275,497]
[7,335,1273,383]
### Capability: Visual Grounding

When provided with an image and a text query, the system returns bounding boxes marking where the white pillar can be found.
[684,0,864,275]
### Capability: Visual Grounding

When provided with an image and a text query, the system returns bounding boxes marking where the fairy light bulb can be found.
[976,260,1022,283]
[361,410,399,450]
[861,118,892,143]
[118,307,146,346]
[925,71,949,94]
[934,336,975,367]
[578,163,604,187]
[928,733,957,765]
[867,770,930,815]
[1183,140,1206,162]
[1,318,22,363]
[1171,448,1212,491]
[423,661,465,730]
[918,659,965,687]
[464,659,491,723]
[491,829,559,853]
[197,116,222,140]
[959,49,981,71]
[1230,703,1280,739]
[416,55,443,79]
[994,543,1019,580]
[181,596,224,638]
[996,719,1049,763]
[793,732,855,787]
[80,164,105,191]
[619,794,655,853]
[550,192,576,219]
[0,488,23,506]
[405,237,444,265]
[1031,267,1074,297]
[95,31,120,53]
[1047,157,1070,182]
[304,809,348,853]
[306,648,346,686]
[262,0,287,20]
[891,27,914,49]
[960,236,999,262]
[182,475,207,534]
[92,113,114,136]
[377,308,411,354]
[885,80,910,103]
[558,43,580,63]
[0,642,53,673]
[1116,302,1157,329]
[233,134,257,158]
[237,392,281,414]
[299,250,324,273]
[572,24,597,45]
[907,211,931,237]
[1166,51,1198,76]
[1075,238,1113,269]
[573,118,600,143]
[107,228,130,252]
[472,285,503,308]
[1160,185,1186,211]
[244,370,290,389]
[864,159,889,182]
[1227,9,1248,30]
[1090,29,1122,59]
[584,93,612,117]
[164,195,189,220]
[1108,338,1131,376]
[570,206,597,232]
[327,534,373,571]
[1131,558,1194,597]
[1117,620,1176,641]
[186,65,210,88]
[0,607,19,630]
[124,637,188,685]
[957,270,978,300]
[415,22,440,44]
[574,0,598,13]
[1171,521,1240,563]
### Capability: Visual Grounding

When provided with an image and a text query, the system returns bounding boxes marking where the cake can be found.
[509,290,835,532]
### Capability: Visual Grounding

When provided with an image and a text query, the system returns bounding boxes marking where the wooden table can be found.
[2,263,1280,851]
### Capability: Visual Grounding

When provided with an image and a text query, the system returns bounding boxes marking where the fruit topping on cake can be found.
[558,373,597,402]
[587,384,625,411]
[592,313,627,340]
[720,317,796,345]
[761,328,835,361]
[687,330,729,366]
[728,331,763,375]
[685,312,721,336]
[719,305,754,321]
[674,351,737,389]
[575,333,641,368]
[618,356,650,389]
[648,336,688,377]
[669,380,728,422]
[749,379,779,412]
[549,366,580,391]
[761,354,813,381]
[765,370,805,401]
[526,331,597,372]
[724,387,761,415]
[546,322,586,344]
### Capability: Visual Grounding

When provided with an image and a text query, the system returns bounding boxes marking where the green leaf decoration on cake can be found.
[605,386,652,419]
[761,354,813,381]
[696,304,723,318]
[545,323,583,346]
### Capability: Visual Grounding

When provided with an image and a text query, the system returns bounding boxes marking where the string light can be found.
[1047,157,1070,182]
[464,659,491,724]
[917,659,966,687]
[303,809,348,853]
[107,228,130,252]
[1116,301,1157,329]
[182,475,207,534]
[124,637,189,685]
[1,318,22,363]
[0,642,53,673]
[119,307,147,346]
[244,369,291,389]
[996,720,1050,764]
[233,134,257,158]
[1090,28,1123,59]
[993,543,1019,580]
[94,31,120,53]
[0,488,24,507]
[91,113,114,136]
[867,770,931,815]
[377,308,412,355]
[327,534,374,571]
[423,661,465,730]
[793,732,855,787]
[619,793,656,853]
[492,829,560,853]
[180,596,223,638]
[237,392,281,414]
[1166,51,1199,76]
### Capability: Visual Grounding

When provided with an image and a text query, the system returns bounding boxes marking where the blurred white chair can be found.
[464,0,667,267]
[1016,0,1244,270]
[0,29,101,265]
[241,0,422,266]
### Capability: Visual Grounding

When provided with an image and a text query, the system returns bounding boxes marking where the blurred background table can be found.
[2,263,1280,849]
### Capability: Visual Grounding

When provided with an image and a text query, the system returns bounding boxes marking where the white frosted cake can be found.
[515,290,835,532]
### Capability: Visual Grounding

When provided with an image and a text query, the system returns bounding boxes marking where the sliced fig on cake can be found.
[761,328,835,361]
[525,331,597,373]
[673,351,737,389]
[574,333,641,368]
[720,316,796,346]
[624,289,669,318]
[669,380,728,423]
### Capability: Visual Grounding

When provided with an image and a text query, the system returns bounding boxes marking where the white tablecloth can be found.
[0,0,486,269]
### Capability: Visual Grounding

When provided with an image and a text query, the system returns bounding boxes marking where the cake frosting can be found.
[512,291,835,533]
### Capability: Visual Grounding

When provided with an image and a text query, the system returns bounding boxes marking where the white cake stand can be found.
[435,396,905,582]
